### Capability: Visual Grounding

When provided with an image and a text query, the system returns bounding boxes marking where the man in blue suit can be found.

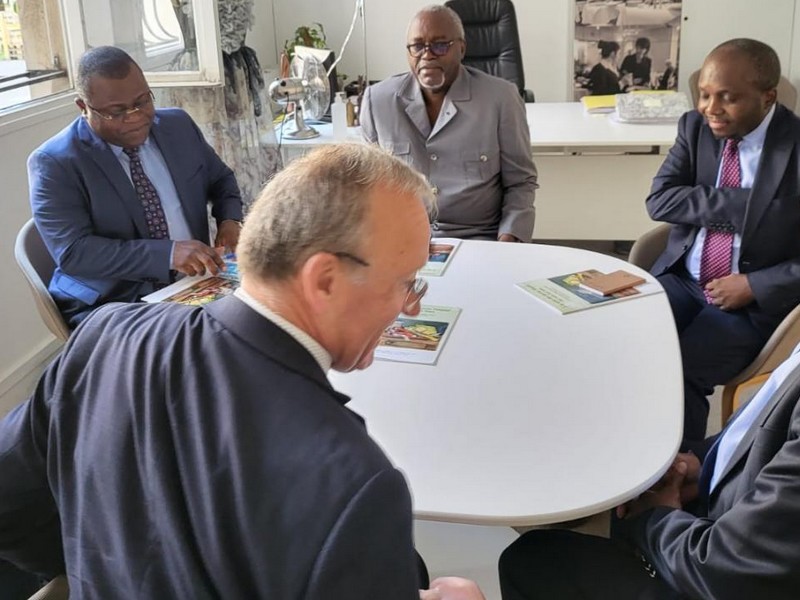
[28,46,243,328]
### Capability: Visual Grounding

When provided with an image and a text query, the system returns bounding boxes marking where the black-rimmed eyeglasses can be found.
[333,251,428,313]
[86,90,155,122]
[406,40,457,58]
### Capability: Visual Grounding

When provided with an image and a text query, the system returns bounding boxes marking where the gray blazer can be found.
[361,66,537,241]
[619,361,800,599]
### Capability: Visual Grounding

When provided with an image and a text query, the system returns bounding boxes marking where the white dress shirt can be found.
[234,288,332,373]
[711,340,800,490]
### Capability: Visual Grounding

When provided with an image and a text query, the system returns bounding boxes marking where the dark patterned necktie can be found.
[699,138,740,303]
[123,146,170,240]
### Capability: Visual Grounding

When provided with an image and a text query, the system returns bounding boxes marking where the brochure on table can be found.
[375,305,461,365]
[517,269,661,315]
[420,238,461,277]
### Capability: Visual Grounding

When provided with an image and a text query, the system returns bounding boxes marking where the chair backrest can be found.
[14,219,71,342]
[629,223,800,424]
[444,0,534,101]
[688,69,798,113]
[627,223,671,271]
[27,576,69,600]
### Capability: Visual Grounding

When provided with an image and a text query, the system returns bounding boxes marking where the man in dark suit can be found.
[645,39,800,448]
[29,46,243,328]
[0,144,484,600]
[499,342,800,599]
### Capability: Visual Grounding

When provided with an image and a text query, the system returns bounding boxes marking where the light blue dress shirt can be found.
[685,104,776,280]
[110,137,194,255]
[710,341,800,491]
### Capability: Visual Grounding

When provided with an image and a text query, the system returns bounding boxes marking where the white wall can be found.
[0,101,75,415]
[264,0,800,103]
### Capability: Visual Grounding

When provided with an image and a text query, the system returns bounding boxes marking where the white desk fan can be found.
[269,50,331,139]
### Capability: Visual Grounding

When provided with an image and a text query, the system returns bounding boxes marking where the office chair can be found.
[629,223,800,425]
[688,69,798,113]
[14,219,71,342]
[27,576,69,600]
[444,0,535,102]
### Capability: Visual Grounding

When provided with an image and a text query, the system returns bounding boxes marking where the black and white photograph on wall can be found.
[573,1,682,100]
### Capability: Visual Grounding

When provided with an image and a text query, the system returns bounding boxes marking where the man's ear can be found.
[75,97,87,115]
[764,88,778,110]
[298,252,341,316]
[458,39,466,61]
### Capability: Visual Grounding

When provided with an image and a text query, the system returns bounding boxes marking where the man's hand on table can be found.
[616,452,701,519]
[172,240,225,277]
[420,577,485,600]
[215,219,242,253]
[498,234,521,243]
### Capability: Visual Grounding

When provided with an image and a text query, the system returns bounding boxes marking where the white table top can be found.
[275,101,679,150]
[525,102,678,148]
[329,241,683,526]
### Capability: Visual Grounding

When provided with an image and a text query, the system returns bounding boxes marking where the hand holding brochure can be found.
[142,253,240,305]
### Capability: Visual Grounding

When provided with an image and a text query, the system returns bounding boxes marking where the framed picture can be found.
[573,1,683,100]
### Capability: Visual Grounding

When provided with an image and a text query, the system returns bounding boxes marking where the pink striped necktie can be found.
[699,137,740,303]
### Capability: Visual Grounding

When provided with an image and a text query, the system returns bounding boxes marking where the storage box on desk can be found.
[614,91,692,123]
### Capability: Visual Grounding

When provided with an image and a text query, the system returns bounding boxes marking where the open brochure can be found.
[374,305,461,365]
[142,253,239,305]
[517,269,661,315]
[420,238,461,277]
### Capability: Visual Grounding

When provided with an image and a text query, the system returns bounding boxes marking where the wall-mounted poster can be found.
[574,1,683,101]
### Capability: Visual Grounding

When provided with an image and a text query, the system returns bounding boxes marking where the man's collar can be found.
[740,103,776,147]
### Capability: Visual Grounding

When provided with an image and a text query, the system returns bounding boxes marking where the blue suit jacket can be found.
[0,297,421,598]
[28,108,243,325]
[646,104,800,317]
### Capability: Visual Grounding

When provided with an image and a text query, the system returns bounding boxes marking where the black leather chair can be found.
[445,0,534,102]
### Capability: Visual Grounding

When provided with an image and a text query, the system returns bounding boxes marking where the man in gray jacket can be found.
[361,5,537,242]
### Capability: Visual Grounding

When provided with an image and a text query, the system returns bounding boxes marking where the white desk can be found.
[276,102,680,241]
[329,241,682,527]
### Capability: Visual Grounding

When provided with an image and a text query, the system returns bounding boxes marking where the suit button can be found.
[480,154,488,162]
[430,154,438,161]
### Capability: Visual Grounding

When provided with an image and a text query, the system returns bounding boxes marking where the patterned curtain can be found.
[157,0,282,213]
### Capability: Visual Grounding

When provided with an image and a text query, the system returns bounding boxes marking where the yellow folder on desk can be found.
[581,95,617,114]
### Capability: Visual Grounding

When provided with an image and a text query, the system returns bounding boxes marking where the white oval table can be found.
[329,240,682,527]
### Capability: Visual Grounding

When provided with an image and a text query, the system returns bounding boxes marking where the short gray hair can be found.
[409,5,465,40]
[239,143,434,281]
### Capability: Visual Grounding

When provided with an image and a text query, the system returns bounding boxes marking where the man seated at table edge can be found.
[28,45,243,329]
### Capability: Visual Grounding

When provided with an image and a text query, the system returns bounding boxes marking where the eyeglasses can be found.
[406,40,457,58]
[86,91,155,122]
[333,251,429,313]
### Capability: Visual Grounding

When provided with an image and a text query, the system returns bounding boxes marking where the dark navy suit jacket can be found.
[646,104,800,318]
[28,109,243,326]
[0,297,420,599]
[618,362,800,599]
